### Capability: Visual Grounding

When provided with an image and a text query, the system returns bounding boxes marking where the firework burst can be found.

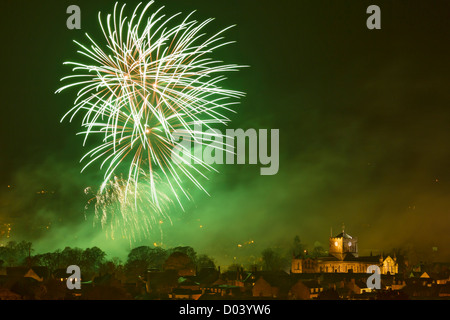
[85,170,173,242]
[57,0,245,238]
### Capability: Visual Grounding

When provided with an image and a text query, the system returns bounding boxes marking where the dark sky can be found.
[1,0,450,266]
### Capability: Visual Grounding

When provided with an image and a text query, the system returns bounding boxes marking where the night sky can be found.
[1,0,450,266]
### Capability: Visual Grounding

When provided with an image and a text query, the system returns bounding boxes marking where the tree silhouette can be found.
[0,241,32,267]
[292,236,305,258]
[163,252,195,276]
[261,248,289,271]
[312,246,325,257]
[125,246,168,281]
[60,247,83,267]
[33,250,61,273]
[168,246,197,264]
[80,247,106,280]
[196,254,216,270]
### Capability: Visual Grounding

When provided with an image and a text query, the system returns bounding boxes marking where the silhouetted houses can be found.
[169,288,202,300]
[6,266,49,282]
[163,252,196,277]
[252,271,291,299]
[145,269,178,297]
[0,288,22,300]
[289,279,323,299]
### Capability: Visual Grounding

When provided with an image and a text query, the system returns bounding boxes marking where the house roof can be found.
[344,255,380,263]
[0,288,22,299]
[290,273,319,282]
[6,267,29,277]
[172,288,202,295]
[28,266,49,279]
[301,280,323,289]
[428,272,450,280]
[196,269,220,285]
[178,277,200,286]
[353,279,370,289]
[409,271,423,278]
[53,268,70,278]
[212,278,227,286]
[220,270,253,282]
[439,284,450,295]
[147,270,179,287]
[5,266,48,278]
[255,271,291,289]
[24,269,43,282]
[316,256,340,262]
[301,254,380,263]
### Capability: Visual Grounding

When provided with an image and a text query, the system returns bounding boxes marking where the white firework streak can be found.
[57,1,246,215]
[86,171,173,242]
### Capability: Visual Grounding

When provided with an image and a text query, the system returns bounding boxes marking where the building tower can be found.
[329,223,358,261]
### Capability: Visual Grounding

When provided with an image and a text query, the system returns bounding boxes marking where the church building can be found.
[291,226,398,275]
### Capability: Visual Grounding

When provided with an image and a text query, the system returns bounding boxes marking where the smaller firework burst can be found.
[85,170,173,242]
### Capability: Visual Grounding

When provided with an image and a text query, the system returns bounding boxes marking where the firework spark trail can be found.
[85,171,173,242]
[57,1,245,239]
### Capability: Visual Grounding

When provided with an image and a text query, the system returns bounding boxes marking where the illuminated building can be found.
[291,226,398,275]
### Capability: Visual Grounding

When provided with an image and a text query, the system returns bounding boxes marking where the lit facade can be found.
[291,229,398,275]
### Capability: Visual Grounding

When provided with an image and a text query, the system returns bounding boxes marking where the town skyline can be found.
[1,233,449,300]
[2,0,450,304]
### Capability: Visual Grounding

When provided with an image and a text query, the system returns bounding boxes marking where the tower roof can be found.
[334,232,352,239]
[333,223,353,239]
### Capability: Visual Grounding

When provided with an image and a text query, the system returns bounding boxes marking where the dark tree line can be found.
[124,245,215,281]
[0,241,216,282]
[0,237,312,277]
[259,236,326,271]
[0,241,33,267]
[0,236,336,278]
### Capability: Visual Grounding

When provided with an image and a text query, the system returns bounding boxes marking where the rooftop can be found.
[334,232,353,239]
